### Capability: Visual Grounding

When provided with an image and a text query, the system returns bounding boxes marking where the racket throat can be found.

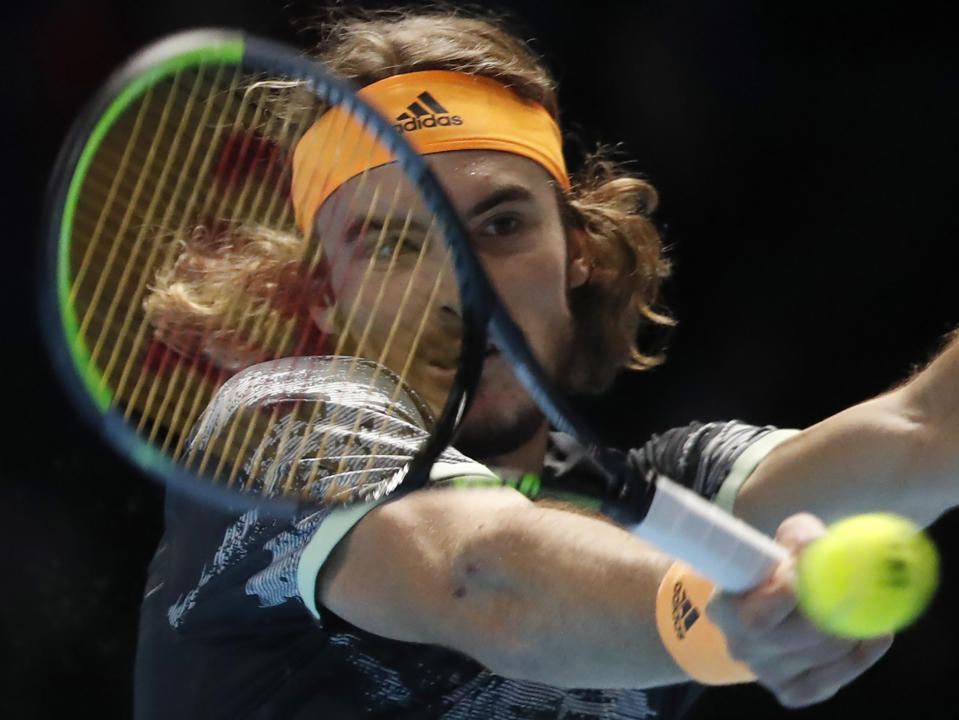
[601,460,657,526]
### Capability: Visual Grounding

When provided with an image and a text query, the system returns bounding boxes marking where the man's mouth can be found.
[425,343,499,372]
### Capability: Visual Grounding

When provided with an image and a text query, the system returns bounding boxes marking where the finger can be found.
[750,616,863,685]
[775,512,827,555]
[722,610,857,679]
[709,557,798,636]
[710,513,827,636]
[775,634,895,709]
[755,609,858,656]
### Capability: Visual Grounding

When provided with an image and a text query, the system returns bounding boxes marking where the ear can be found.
[566,229,590,289]
[305,264,338,333]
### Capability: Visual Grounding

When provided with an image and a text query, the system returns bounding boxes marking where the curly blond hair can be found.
[145,9,673,392]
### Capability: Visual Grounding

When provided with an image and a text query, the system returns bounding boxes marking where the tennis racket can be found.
[42,28,792,596]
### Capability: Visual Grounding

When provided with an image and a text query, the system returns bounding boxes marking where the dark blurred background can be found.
[2,0,956,717]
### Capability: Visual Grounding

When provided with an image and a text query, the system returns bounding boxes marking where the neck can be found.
[481,421,551,476]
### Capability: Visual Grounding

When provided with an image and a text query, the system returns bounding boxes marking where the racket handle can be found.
[631,476,789,593]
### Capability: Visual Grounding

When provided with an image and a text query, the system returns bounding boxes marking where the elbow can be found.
[321,486,555,680]
[440,508,551,680]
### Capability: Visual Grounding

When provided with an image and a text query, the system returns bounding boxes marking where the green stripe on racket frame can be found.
[41,29,490,515]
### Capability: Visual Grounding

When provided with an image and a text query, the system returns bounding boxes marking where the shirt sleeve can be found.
[175,372,498,624]
[713,428,800,514]
[624,420,799,504]
[158,495,328,640]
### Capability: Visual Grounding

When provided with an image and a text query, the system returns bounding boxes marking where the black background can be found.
[2,1,957,717]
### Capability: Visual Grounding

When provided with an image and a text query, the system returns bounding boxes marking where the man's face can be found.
[311,150,587,459]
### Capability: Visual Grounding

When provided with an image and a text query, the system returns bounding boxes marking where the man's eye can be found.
[366,234,419,260]
[375,239,398,258]
[481,214,521,236]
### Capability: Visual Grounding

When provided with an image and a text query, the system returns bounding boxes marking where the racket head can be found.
[40,29,491,516]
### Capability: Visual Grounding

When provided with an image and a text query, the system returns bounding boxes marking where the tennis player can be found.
[134,10,957,719]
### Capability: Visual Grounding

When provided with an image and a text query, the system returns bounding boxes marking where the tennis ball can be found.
[796,512,939,639]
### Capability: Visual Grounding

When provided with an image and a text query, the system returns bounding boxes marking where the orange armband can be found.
[655,562,756,685]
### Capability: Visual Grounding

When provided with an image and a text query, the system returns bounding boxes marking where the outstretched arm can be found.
[318,487,888,706]
[733,330,959,535]
[313,333,959,705]
[318,486,687,689]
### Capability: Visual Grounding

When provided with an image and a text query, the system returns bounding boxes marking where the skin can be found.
[709,514,893,708]
[311,148,941,705]
[311,150,588,468]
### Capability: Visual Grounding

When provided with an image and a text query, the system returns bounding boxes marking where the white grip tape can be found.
[631,475,789,593]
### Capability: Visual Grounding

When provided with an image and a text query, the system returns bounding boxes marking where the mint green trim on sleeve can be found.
[714,429,801,515]
[297,500,390,619]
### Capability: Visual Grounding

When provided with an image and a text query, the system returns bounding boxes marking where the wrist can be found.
[655,561,756,685]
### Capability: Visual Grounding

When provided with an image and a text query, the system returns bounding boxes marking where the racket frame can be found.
[41,29,489,514]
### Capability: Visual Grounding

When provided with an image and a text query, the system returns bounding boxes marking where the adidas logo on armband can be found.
[671,580,701,640]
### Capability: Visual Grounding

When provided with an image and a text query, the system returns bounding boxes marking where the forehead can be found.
[316,150,556,222]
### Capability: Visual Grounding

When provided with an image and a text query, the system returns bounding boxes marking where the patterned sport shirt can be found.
[134,421,797,719]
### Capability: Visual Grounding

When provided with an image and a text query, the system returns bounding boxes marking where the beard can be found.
[453,393,545,461]
[451,337,576,462]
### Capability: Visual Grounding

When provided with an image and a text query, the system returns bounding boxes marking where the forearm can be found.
[735,333,959,535]
[900,328,959,440]
[318,487,686,689]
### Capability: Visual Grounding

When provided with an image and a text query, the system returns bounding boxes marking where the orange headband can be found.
[291,70,569,236]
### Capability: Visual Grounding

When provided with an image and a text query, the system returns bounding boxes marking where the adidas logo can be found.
[671,580,700,640]
[394,91,463,133]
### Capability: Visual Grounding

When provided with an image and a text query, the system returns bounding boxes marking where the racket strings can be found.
[69,84,161,310]
[74,82,170,347]
[68,59,460,506]
[288,213,449,501]
[139,74,315,455]
[266,192,414,497]
[136,71,254,445]
[236,181,453,502]
[74,67,235,435]
[158,81,314,452]
[275,132,460,501]
[168,98,370,495]
[198,101,394,490]
[123,67,253,436]
[106,66,242,410]
[71,65,287,445]
[223,153,456,501]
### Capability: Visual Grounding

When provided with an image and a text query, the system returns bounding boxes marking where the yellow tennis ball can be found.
[796,512,939,639]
